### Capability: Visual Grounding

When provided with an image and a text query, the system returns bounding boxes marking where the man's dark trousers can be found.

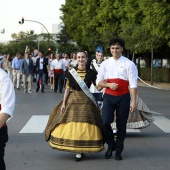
[54,73,63,93]
[102,93,130,154]
[0,126,8,170]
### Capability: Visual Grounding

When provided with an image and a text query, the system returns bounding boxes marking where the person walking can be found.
[69,52,77,68]
[21,52,34,93]
[0,53,4,70]
[0,68,15,170]
[90,51,104,108]
[0,54,7,72]
[35,51,48,93]
[96,36,138,160]
[5,54,13,79]
[51,53,65,93]
[62,53,70,87]
[45,51,104,161]
[48,53,55,89]
[12,52,22,90]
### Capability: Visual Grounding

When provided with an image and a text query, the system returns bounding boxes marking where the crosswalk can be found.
[19,115,170,134]
[19,115,49,133]
[153,116,170,133]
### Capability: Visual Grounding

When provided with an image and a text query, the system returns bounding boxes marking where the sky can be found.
[0,0,65,42]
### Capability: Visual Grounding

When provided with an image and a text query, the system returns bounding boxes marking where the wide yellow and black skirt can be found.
[45,90,104,153]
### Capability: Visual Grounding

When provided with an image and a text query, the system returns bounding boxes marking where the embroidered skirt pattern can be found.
[45,90,104,153]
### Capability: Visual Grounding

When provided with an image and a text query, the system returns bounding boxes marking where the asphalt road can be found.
[5,85,170,170]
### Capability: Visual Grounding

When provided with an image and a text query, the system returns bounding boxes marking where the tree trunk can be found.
[132,52,135,62]
[143,54,151,68]
[151,49,153,85]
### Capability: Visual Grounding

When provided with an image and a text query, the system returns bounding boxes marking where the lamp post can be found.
[18,17,50,49]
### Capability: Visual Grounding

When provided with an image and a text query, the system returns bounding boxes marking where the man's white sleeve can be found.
[96,62,105,85]
[0,76,15,117]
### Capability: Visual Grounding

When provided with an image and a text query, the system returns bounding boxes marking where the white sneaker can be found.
[23,89,27,93]
[113,129,117,133]
[75,154,81,158]
[27,90,32,93]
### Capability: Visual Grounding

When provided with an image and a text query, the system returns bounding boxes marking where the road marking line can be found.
[153,116,170,133]
[19,115,170,134]
[19,115,49,133]
[127,129,141,133]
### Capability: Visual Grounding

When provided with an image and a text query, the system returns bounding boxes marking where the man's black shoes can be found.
[75,153,84,162]
[36,87,39,92]
[105,147,115,159]
[115,153,122,160]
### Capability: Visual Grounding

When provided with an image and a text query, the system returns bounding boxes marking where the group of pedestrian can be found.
[0,50,77,94]
[0,36,154,170]
[0,51,34,93]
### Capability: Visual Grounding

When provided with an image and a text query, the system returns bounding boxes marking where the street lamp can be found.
[18,17,50,49]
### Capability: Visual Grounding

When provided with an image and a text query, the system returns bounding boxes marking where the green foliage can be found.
[1,0,170,63]
[140,68,170,83]
[1,37,51,56]
[56,26,79,54]
[60,0,170,58]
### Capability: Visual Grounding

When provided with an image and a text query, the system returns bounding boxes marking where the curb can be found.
[138,77,170,90]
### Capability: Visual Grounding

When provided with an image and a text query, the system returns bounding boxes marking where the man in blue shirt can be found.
[12,52,22,90]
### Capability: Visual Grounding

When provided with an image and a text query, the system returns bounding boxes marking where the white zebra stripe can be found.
[19,115,49,133]
[19,115,170,134]
[153,116,170,133]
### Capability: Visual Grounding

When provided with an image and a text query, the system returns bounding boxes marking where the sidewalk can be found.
[138,80,170,90]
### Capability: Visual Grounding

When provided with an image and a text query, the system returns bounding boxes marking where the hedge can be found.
[139,68,170,83]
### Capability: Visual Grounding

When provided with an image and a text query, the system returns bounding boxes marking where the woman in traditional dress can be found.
[45,51,104,161]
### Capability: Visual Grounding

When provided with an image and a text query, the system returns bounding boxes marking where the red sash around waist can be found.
[54,69,63,73]
[2,122,7,127]
[105,78,129,96]
[0,104,7,127]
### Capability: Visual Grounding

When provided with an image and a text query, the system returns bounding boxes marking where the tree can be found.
[56,26,79,54]
[60,0,170,56]
[11,33,18,40]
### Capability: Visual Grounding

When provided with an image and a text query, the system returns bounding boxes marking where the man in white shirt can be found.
[62,53,70,87]
[0,68,15,170]
[51,53,66,93]
[96,37,138,160]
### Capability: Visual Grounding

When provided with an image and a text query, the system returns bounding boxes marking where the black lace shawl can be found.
[67,68,97,91]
